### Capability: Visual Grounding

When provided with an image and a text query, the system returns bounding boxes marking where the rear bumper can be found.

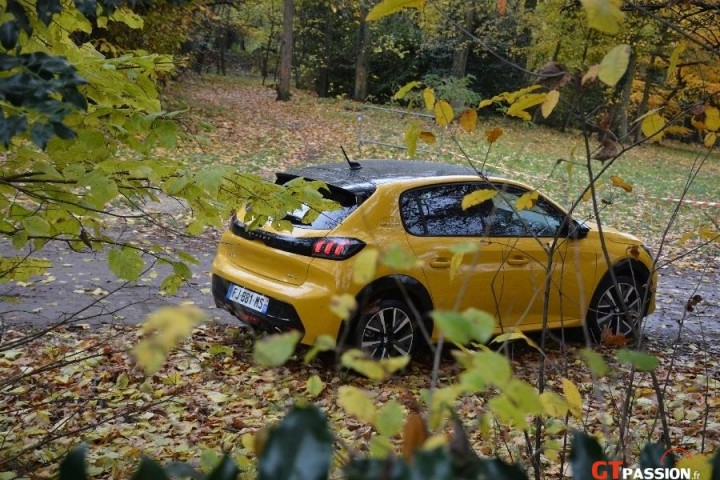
[212,274,305,335]
[211,254,344,345]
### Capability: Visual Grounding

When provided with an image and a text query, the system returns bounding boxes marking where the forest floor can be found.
[0,74,718,478]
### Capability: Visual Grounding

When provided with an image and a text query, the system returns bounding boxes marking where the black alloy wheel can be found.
[355,299,417,359]
[587,274,645,342]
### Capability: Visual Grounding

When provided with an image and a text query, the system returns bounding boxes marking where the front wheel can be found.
[354,299,418,359]
[587,274,645,343]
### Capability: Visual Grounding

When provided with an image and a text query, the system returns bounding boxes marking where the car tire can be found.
[586,274,645,343]
[354,299,418,360]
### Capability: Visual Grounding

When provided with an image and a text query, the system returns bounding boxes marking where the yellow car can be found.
[212,160,656,358]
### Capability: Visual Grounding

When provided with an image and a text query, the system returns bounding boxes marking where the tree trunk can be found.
[277,0,294,101]
[614,47,637,140]
[316,7,332,97]
[634,56,657,143]
[451,2,475,78]
[353,8,371,101]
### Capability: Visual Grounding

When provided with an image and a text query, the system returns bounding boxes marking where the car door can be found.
[486,184,598,329]
[399,182,507,317]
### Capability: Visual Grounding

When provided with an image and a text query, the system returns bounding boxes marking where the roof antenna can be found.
[341,146,362,170]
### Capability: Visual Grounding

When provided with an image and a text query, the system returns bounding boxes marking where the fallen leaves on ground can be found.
[0,323,718,478]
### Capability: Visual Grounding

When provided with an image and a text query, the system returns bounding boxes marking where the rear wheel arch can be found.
[336,275,434,350]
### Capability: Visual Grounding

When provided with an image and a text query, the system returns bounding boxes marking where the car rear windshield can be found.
[276,175,367,230]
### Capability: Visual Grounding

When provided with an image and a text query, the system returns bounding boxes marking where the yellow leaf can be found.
[419,131,436,143]
[666,43,685,84]
[699,226,718,241]
[515,191,539,211]
[581,64,600,86]
[500,85,543,104]
[353,247,379,284]
[610,175,632,192]
[330,293,357,320]
[562,378,583,419]
[491,330,544,355]
[134,305,206,375]
[423,87,436,111]
[478,98,494,109]
[450,252,463,281]
[404,123,420,158]
[598,44,631,87]
[341,349,409,380]
[462,189,497,211]
[507,93,547,121]
[539,392,569,418]
[459,108,478,133]
[366,0,425,21]
[580,0,624,35]
[705,106,720,131]
[677,455,712,480]
[485,127,503,144]
[305,375,326,398]
[434,100,454,127]
[541,90,560,118]
[704,132,717,149]
[338,386,377,423]
[393,80,421,100]
[641,113,666,141]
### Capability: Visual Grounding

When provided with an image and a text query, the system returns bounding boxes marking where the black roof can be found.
[282,159,481,192]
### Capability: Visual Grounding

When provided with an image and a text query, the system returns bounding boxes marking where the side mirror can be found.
[561,219,590,239]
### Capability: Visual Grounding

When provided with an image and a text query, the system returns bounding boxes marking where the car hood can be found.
[583,221,643,245]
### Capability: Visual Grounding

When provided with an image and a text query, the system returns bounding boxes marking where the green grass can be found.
[166,75,719,260]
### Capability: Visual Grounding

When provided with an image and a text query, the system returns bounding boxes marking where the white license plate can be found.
[226,285,269,314]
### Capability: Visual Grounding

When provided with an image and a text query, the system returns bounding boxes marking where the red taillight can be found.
[311,238,364,260]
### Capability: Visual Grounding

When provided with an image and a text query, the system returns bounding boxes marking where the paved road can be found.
[1,228,718,349]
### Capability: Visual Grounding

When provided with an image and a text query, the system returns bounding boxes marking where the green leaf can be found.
[598,44,631,87]
[381,244,418,270]
[579,348,609,376]
[129,456,169,480]
[108,247,144,281]
[258,406,332,480]
[22,216,51,236]
[303,334,336,363]
[366,0,425,21]
[253,331,302,367]
[580,0,624,35]
[616,349,659,372]
[375,400,406,437]
[341,349,409,380]
[433,308,495,345]
[206,454,240,480]
[459,350,512,390]
[306,375,326,398]
[338,386,377,424]
[570,432,607,480]
[405,123,420,158]
[59,445,89,480]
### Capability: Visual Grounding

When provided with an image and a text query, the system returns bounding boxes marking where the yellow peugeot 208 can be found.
[212,160,656,359]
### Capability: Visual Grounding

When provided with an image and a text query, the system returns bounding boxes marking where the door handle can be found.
[506,255,529,266]
[429,258,451,269]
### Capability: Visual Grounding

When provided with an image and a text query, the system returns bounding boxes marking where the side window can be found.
[400,183,493,236]
[489,186,565,237]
